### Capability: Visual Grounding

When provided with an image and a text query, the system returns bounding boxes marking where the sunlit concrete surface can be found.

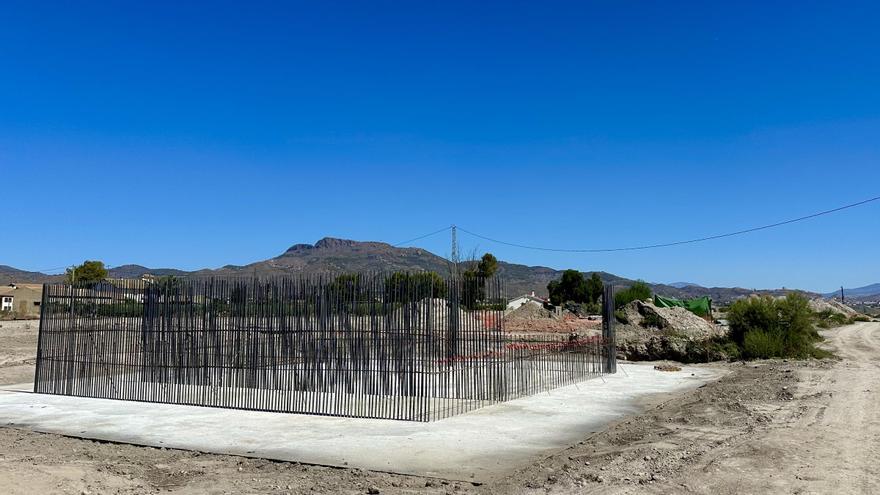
[0,363,723,482]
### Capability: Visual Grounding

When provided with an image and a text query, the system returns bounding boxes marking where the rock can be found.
[367,486,380,494]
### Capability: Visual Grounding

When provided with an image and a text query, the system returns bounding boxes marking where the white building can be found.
[506,291,547,311]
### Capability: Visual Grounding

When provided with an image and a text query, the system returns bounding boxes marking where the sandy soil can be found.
[2,320,878,494]
[0,319,39,386]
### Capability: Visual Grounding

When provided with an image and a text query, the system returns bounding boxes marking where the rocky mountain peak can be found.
[314,237,363,249]
[283,237,392,255]
[284,243,315,253]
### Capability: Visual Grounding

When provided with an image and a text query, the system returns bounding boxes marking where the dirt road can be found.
[1,320,879,494]
[662,321,880,494]
[502,321,880,494]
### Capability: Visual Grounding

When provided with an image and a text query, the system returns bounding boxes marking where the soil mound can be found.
[809,298,859,318]
[505,302,556,321]
[616,300,727,362]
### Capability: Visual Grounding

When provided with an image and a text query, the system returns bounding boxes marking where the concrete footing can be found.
[0,363,722,482]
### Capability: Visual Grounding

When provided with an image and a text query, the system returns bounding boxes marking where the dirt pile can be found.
[616,301,728,362]
[505,302,557,321]
[809,298,859,318]
[503,304,601,334]
[621,300,718,339]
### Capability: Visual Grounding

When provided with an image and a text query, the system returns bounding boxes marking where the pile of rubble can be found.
[505,302,557,321]
[808,298,859,318]
[615,300,728,362]
[619,300,720,339]
[503,302,602,334]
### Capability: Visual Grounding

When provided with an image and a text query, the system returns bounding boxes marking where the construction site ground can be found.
[1,319,878,494]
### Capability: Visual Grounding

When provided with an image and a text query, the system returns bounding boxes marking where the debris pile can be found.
[619,300,720,339]
[808,298,859,318]
[615,300,728,362]
[503,303,602,334]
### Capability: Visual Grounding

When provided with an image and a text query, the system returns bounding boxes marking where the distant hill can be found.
[668,282,704,289]
[108,265,190,279]
[824,283,880,301]
[2,237,814,303]
[0,265,63,285]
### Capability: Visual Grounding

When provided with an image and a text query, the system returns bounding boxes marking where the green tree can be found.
[460,253,498,308]
[586,272,604,305]
[157,275,181,291]
[476,253,498,278]
[614,280,652,309]
[547,269,588,306]
[327,274,368,301]
[385,271,447,302]
[66,260,108,285]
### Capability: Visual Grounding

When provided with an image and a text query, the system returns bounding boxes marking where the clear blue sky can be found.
[2,1,878,292]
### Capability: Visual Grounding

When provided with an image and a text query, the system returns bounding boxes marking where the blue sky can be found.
[1,1,878,292]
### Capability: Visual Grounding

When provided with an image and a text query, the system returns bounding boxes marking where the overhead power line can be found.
[458,194,880,253]
[393,226,452,247]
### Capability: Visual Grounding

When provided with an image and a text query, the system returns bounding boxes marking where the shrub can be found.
[727,296,779,345]
[563,301,601,317]
[712,338,743,361]
[814,309,848,328]
[727,293,826,359]
[683,337,742,363]
[614,281,651,309]
[849,315,871,323]
[743,330,785,359]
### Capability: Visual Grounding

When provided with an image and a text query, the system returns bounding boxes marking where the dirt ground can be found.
[2,320,879,494]
[0,319,39,386]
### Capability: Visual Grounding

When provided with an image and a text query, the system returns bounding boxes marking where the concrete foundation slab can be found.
[0,363,723,482]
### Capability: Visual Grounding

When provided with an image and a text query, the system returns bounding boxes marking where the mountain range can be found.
[1,237,827,304]
[824,283,880,302]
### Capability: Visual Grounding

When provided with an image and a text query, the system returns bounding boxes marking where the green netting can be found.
[653,294,712,317]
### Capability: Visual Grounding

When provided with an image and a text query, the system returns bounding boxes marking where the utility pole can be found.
[841,286,845,303]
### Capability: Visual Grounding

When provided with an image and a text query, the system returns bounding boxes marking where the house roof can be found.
[508,294,547,303]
